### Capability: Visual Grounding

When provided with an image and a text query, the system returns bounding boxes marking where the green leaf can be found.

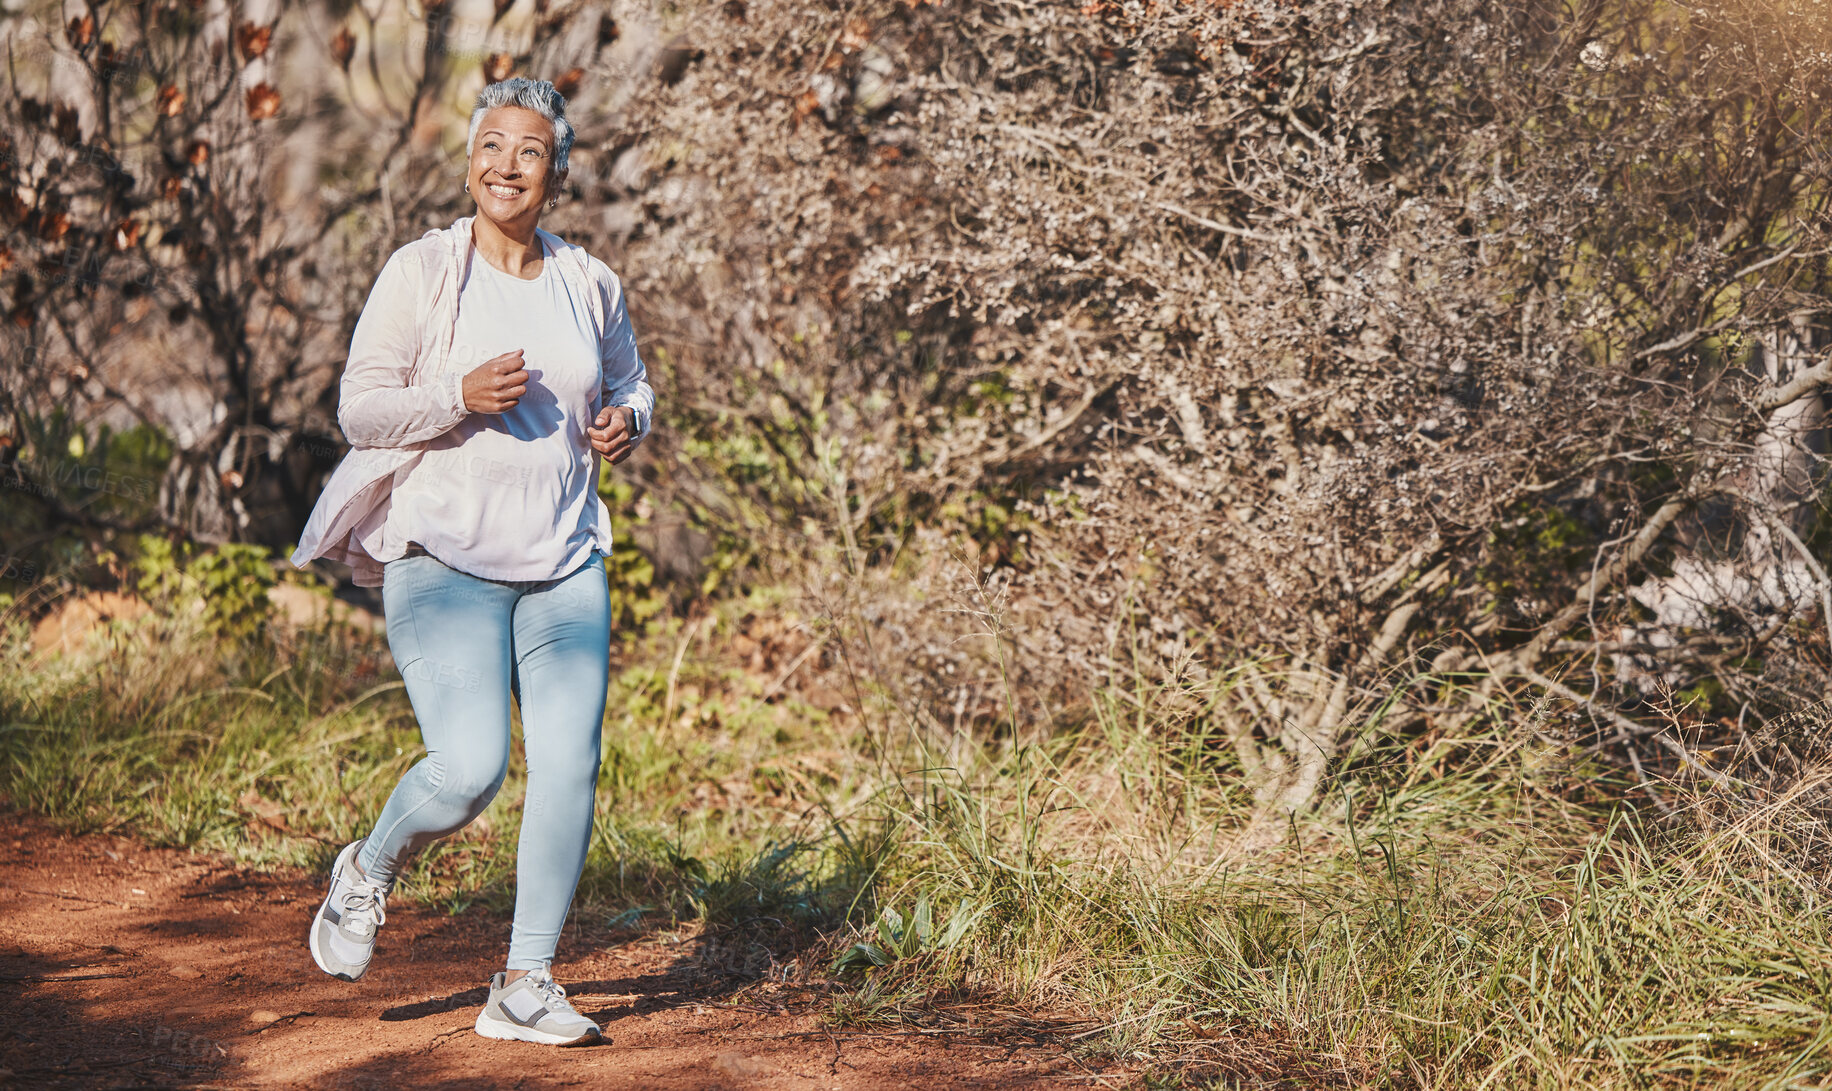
[831,942,892,973]
[877,906,904,952]
[940,900,981,949]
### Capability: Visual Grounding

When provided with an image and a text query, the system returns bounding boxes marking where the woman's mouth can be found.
[486,183,522,200]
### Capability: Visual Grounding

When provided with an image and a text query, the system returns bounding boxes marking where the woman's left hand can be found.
[587,406,638,464]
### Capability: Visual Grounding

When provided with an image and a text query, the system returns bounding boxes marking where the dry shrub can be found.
[585,0,1831,806]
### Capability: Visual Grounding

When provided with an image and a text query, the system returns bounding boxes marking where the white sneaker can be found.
[474,968,605,1046]
[308,840,387,981]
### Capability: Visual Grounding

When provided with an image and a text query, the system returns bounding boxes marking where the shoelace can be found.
[524,970,573,1012]
[338,878,388,937]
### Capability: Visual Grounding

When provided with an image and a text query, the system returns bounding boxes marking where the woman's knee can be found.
[433,751,510,817]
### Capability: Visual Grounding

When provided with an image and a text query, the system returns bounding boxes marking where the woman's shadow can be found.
[378,915,814,1025]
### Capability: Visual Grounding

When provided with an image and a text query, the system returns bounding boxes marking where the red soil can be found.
[0,813,1113,1089]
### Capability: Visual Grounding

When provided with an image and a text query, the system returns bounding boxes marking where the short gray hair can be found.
[466,77,575,173]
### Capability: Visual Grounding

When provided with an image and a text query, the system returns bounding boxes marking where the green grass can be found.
[5,594,1832,1088]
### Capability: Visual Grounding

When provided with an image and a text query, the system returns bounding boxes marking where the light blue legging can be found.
[356,549,610,971]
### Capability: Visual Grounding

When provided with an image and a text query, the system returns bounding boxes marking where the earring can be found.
[463,180,471,194]
[548,196,558,209]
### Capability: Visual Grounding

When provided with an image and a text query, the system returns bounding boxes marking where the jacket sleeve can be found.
[337,249,471,449]
[599,270,656,448]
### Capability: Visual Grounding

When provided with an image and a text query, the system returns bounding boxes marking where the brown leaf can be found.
[65,13,94,48]
[330,27,355,69]
[483,52,514,82]
[553,66,584,98]
[221,469,244,490]
[0,246,12,276]
[235,22,272,60]
[161,175,184,200]
[597,13,620,47]
[112,219,142,251]
[793,89,821,122]
[156,85,185,118]
[237,788,288,831]
[245,82,281,121]
[839,16,871,51]
[185,139,210,166]
[54,105,81,144]
[39,211,70,242]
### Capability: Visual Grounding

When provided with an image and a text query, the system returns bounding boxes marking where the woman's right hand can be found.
[462,350,529,413]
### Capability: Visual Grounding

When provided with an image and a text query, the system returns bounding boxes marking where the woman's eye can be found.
[483,141,498,150]
[521,148,541,159]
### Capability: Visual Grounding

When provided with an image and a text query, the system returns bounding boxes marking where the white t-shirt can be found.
[381,238,614,582]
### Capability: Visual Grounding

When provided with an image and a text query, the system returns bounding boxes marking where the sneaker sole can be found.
[308,843,369,982]
[473,1011,604,1047]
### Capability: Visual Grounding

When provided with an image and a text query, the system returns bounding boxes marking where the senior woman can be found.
[290,77,651,1047]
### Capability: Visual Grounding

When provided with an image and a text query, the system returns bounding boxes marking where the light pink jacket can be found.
[290,216,655,587]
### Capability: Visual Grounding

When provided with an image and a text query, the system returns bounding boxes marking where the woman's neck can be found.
[471,215,543,278]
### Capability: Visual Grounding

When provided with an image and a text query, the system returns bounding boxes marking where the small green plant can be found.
[133,536,186,601]
[188,544,277,640]
[134,535,276,639]
[831,894,982,974]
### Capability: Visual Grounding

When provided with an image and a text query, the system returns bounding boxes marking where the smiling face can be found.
[465,106,568,231]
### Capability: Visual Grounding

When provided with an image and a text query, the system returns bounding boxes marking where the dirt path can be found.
[0,814,1112,1089]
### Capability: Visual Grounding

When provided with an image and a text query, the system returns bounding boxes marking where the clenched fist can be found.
[462,351,529,413]
[587,405,638,464]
